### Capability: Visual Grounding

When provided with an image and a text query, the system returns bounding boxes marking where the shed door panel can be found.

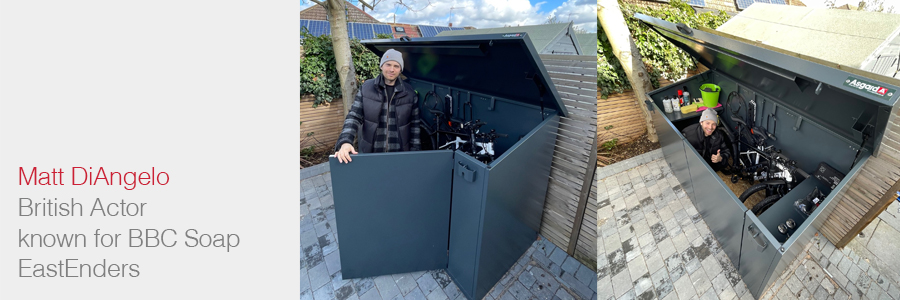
[447,153,488,300]
[330,150,453,278]
[474,115,559,299]
[685,141,747,267]
[739,211,779,299]
[650,101,693,198]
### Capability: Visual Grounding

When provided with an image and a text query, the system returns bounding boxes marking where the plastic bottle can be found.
[683,86,690,107]
[664,96,673,113]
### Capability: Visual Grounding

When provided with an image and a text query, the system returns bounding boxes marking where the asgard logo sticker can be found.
[846,78,891,97]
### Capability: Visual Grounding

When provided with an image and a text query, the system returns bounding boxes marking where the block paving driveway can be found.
[597,150,900,300]
[300,165,598,300]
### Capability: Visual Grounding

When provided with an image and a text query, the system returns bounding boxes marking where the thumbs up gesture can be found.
[711,149,722,164]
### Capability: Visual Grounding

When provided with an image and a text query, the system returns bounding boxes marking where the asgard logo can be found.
[847,79,887,96]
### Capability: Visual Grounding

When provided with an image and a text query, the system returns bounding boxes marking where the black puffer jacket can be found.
[335,74,420,153]
[682,123,731,169]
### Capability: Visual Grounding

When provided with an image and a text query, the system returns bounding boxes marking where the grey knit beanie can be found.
[700,109,717,123]
[380,49,404,70]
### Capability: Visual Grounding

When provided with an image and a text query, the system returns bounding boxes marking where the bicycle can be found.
[723,91,809,215]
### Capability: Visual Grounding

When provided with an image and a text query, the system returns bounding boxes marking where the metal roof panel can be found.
[362,33,568,117]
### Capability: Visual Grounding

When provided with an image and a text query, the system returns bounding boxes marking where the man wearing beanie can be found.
[682,109,731,171]
[334,49,421,163]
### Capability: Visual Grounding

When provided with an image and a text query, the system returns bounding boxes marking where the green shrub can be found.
[598,0,730,98]
[300,29,385,107]
[602,138,619,151]
[598,17,629,98]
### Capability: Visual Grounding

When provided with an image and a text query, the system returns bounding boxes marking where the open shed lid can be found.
[362,33,568,117]
[636,13,900,148]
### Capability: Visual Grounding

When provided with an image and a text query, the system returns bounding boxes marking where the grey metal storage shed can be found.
[436,22,584,55]
[328,33,568,300]
[635,14,900,299]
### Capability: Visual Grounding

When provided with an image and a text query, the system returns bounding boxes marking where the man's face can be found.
[381,60,401,82]
[701,119,717,137]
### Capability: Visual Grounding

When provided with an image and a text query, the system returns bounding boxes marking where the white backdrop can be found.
[0,1,301,298]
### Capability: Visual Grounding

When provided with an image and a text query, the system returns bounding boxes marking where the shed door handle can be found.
[457,162,475,182]
[748,224,768,251]
[677,23,694,35]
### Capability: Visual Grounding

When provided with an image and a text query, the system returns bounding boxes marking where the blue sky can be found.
[300,0,596,33]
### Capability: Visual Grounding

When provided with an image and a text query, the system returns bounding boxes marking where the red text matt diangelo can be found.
[18,167,169,190]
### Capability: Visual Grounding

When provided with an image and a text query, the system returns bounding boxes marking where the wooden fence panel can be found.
[597,67,707,145]
[574,173,598,267]
[300,95,344,151]
[539,54,598,270]
[598,89,645,145]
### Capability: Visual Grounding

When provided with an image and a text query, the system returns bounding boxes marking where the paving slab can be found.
[301,170,596,300]
[600,150,900,300]
[597,157,752,300]
[865,221,900,287]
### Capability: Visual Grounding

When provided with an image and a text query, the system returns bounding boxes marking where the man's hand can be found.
[336,143,357,164]
[711,149,722,164]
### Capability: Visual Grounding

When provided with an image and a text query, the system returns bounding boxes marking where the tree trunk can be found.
[597,0,658,143]
[325,0,358,115]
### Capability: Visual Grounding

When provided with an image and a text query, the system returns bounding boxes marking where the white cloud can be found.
[302,0,596,32]
[367,0,545,28]
[548,0,597,32]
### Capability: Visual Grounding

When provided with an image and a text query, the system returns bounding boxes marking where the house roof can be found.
[300,1,380,23]
[716,3,900,78]
[386,23,421,38]
[576,33,597,55]
[435,22,573,53]
[788,0,807,7]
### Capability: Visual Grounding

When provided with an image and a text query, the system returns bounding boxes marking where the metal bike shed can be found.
[328,33,568,300]
[636,14,900,299]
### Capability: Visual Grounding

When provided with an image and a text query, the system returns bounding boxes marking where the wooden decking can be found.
[820,104,900,248]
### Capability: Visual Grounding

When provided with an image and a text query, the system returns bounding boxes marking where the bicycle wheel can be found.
[739,182,767,203]
[752,195,781,216]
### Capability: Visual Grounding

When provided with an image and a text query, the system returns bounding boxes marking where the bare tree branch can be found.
[546,15,560,24]
[394,0,431,13]
[358,0,374,10]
